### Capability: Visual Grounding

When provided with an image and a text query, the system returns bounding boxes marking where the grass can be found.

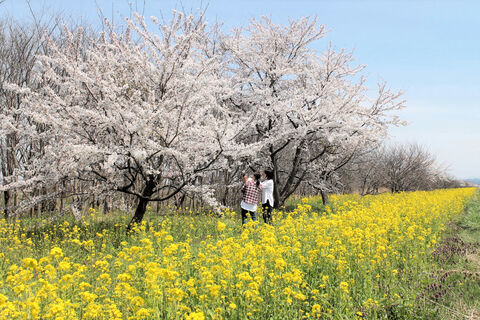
[424,191,480,319]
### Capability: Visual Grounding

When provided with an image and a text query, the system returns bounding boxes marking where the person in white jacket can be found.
[261,170,275,224]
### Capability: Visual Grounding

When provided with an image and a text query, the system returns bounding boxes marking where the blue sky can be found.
[2,0,479,179]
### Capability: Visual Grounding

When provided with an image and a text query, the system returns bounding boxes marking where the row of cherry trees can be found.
[0,11,405,228]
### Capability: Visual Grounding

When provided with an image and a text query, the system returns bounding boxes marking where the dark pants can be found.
[241,208,257,225]
[262,200,273,224]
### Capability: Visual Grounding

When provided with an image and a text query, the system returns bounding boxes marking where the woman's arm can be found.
[241,174,249,193]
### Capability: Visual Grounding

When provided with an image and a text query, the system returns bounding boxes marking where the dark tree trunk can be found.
[127,198,149,232]
[320,189,329,205]
[270,153,281,209]
[90,195,96,210]
[221,187,229,206]
[270,143,306,209]
[3,190,10,218]
[73,180,84,211]
[127,178,156,233]
[60,196,64,213]
[156,194,160,214]
[103,198,110,215]
[175,193,186,210]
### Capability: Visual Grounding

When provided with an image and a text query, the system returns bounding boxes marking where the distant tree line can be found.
[338,143,463,195]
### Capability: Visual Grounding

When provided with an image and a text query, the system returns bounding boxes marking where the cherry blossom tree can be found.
[1,11,238,230]
[0,16,62,217]
[222,16,405,206]
[1,12,406,224]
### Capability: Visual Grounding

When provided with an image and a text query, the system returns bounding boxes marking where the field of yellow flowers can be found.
[0,188,477,319]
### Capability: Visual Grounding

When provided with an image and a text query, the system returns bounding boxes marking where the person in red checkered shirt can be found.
[240,172,262,225]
